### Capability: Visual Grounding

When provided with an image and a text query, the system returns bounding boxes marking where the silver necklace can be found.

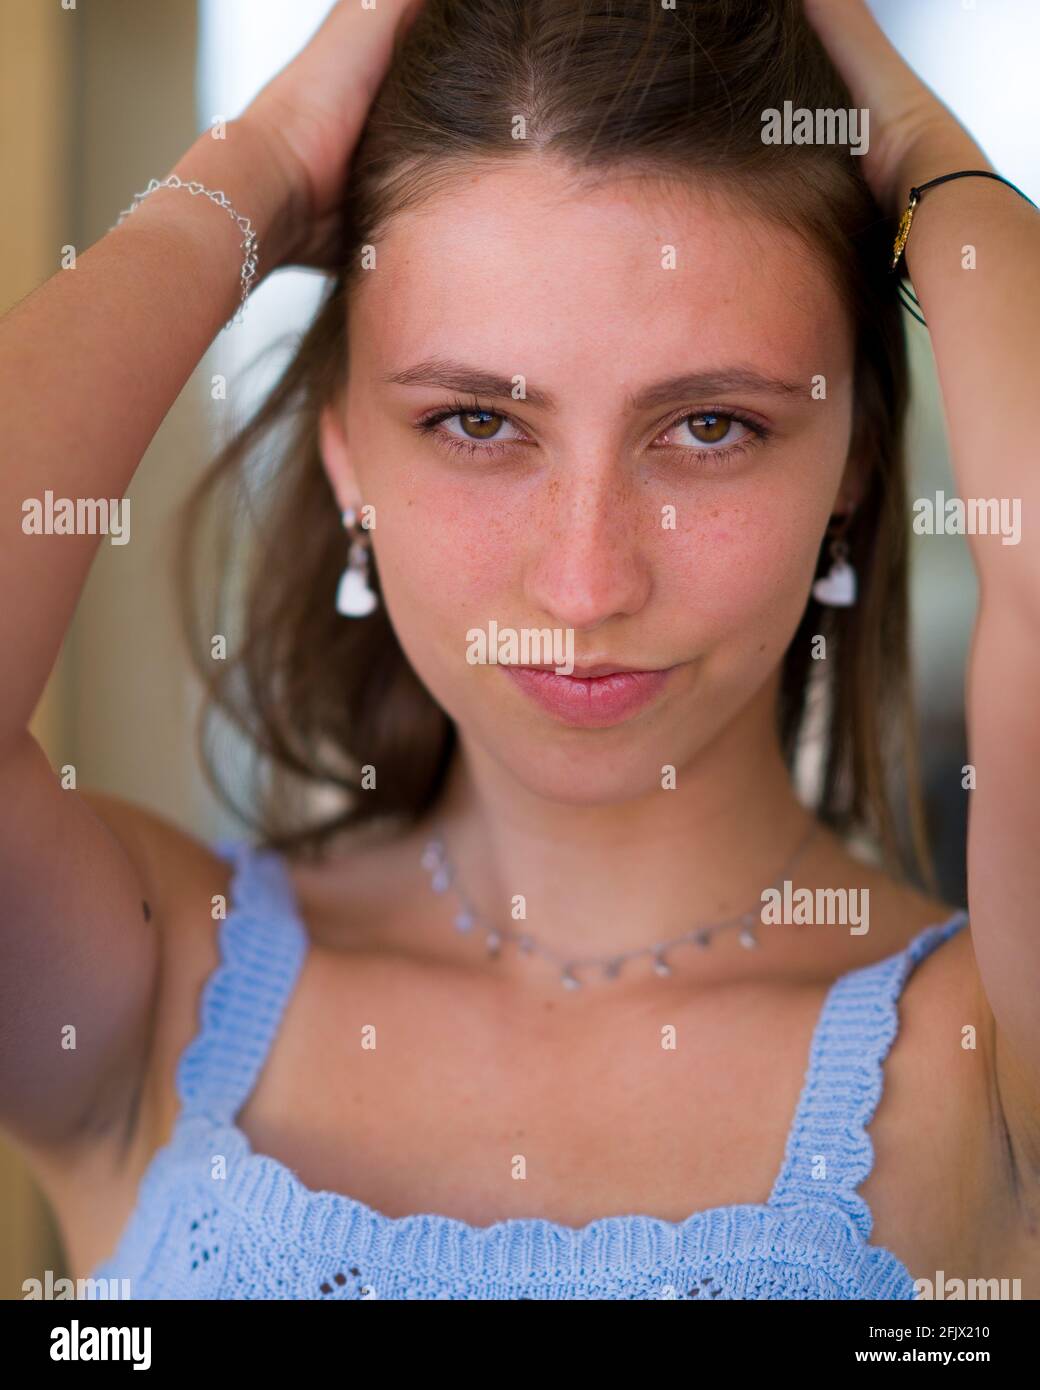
[420,817,820,989]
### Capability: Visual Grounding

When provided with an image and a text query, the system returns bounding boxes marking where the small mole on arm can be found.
[142,900,152,922]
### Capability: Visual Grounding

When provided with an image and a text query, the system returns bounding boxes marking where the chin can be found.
[469,718,700,808]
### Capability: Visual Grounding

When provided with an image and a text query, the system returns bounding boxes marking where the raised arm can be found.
[803,0,1040,1117]
[0,0,422,1155]
[0,116,294,1152]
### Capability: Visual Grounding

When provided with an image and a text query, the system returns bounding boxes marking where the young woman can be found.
[2,0,1037,1300]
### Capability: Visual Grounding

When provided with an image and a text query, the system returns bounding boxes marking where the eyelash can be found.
[413,396,771,464]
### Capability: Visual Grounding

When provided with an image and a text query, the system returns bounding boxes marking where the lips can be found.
[501,663,673,727]
[523,662,646,678]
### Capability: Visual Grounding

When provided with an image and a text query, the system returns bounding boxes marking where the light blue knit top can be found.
[87,837,969,1300]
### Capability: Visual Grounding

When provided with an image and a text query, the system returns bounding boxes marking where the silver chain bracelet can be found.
[111,176,260,330]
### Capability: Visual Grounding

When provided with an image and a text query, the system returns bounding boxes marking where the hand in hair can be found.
[802,0,988,218]
[241,0,426,272]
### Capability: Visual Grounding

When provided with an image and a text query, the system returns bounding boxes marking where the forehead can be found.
[349,158,852,380]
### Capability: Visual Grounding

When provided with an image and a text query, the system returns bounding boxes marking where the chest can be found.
[225,947,1000,1282]
[62,928,1014,1294]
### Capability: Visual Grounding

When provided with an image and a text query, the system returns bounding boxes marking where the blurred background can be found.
[1,0,1037,1297]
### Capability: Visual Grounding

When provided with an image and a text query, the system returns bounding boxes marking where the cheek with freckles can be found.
[364,473,529,724]
[667,497,828,653]
[373,475,523,625]
[665,419,846,663]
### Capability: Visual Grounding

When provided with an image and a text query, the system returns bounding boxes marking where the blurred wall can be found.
[0,0,74,1305]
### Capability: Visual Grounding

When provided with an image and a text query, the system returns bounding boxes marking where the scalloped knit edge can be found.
[769,911,969,1239]
[174,836,308,1119]
[152,837,966,1298]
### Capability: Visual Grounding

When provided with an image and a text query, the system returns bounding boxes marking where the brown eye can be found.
[655,411,759,455]
[422,405,525,453]
[687,413,734,443]
[459,410,504,439]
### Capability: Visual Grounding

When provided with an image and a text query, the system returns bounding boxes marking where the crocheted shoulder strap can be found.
[175,837,310,1124]
[768,909,970,1238]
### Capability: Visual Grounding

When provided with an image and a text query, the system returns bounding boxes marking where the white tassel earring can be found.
[811,513,857,607]
[335,505,378,617]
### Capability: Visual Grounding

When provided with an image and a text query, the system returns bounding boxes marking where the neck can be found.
[428,677,815,980]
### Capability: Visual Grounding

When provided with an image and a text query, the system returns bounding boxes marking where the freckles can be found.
[701,507,734,546]
[669,505,747,560]
[407,496,513,602]
[665,507,797,620]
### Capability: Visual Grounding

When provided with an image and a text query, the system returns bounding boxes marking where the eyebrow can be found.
[382,358,808,410]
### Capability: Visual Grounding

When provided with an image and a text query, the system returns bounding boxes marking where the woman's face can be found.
[323,159,859,804]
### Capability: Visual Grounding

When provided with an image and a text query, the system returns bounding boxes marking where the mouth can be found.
[501,662,675,728]
[522,661,650,678]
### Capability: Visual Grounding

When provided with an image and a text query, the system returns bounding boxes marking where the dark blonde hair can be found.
[177,0,935,889]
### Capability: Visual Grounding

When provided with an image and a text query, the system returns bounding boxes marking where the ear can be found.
[318,395,362,514]
[834,445,869,520]
[837,379,878,520]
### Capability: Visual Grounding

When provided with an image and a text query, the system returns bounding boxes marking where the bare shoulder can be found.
[63,792,235,1146]
[115,819,432,1182]
[80,806,418,1154]
[278,816,433,949]
[802,825,962,960]
[76,791,226,900]
[23,793,237,1253]
[866,862,1040,1224]
[895,891,1040,1270]
[77,789,236,949]
[822,840,979,1029]
[803,836,999,1099]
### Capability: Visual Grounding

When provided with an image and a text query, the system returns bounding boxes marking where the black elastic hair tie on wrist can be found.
[889,169,1038,327]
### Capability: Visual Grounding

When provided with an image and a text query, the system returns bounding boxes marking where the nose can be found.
[521,463,653,631]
